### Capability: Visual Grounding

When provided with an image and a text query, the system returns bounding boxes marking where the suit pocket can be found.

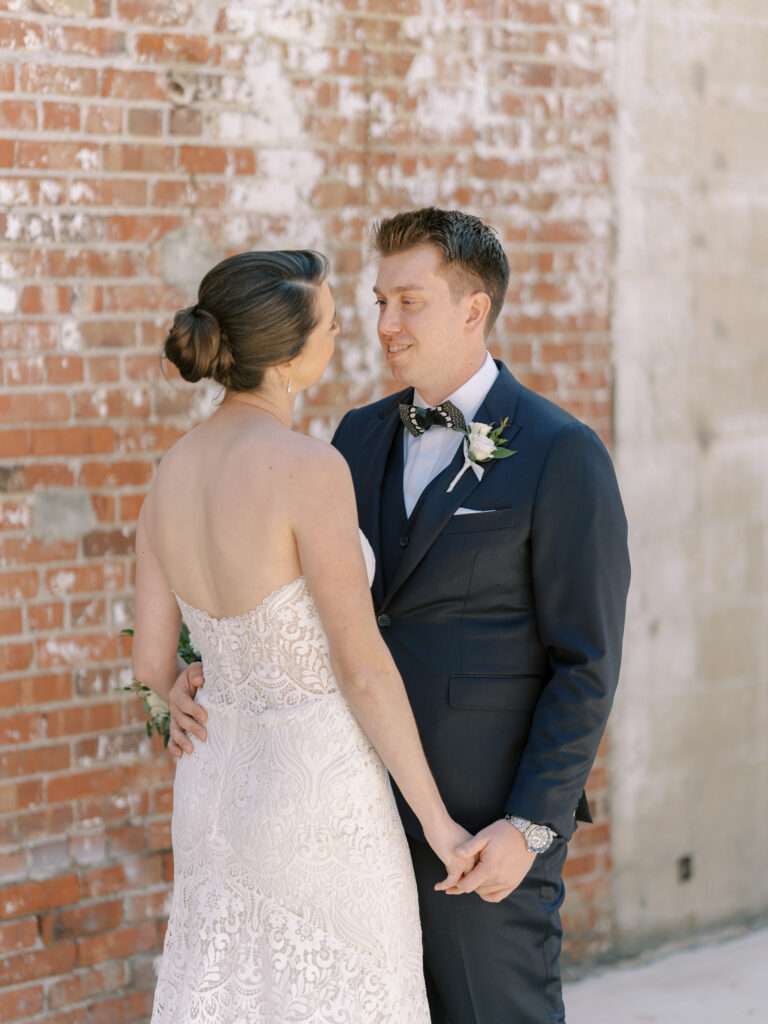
[441,508,518,534]
[448,673,542,711]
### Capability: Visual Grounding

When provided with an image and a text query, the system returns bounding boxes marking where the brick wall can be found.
[1,1,615,1017]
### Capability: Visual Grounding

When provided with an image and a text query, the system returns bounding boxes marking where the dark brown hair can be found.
[373,208,510,334]
[164,250,329,390]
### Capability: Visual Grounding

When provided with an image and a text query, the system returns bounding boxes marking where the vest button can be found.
[377,614,391,628]
[399,536,409,548]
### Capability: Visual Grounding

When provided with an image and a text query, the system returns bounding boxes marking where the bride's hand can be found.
[423,816,478,892]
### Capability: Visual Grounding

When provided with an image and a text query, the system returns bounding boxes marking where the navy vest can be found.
[379,425,409,598]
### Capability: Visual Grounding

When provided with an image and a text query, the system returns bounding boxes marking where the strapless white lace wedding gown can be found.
[150,531,430,1024]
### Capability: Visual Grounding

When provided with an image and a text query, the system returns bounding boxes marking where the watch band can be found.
[504,815,556,854]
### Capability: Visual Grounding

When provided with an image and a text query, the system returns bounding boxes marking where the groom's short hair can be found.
[372,207,510,334]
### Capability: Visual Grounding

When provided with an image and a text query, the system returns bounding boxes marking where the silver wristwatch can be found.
[504,815,556,854]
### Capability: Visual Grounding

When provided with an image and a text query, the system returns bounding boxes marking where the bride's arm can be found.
[132,501,182,703]
[293,443,471,886]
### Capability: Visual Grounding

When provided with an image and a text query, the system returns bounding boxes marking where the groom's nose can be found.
[379,306,403,337]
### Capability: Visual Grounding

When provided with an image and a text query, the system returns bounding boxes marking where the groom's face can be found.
[373,244,478,394]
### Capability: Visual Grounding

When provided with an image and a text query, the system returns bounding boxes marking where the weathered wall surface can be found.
[612,0,768,949]
[0,1,617,1018]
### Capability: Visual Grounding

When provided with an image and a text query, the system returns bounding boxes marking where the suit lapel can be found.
[353,389,410,607]
[380,362,523,611]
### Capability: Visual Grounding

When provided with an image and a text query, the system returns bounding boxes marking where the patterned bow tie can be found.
[399,399,467,437]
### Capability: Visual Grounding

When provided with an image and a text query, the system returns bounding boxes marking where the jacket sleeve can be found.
[330,409,356,458]
[504,422,630,839]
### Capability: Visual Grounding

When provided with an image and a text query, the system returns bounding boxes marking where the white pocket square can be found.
[454,507,497,516]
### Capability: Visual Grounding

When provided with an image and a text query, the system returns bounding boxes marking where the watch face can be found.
[527,825,552,853]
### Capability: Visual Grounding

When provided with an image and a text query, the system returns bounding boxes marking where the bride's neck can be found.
[222,386,295,428]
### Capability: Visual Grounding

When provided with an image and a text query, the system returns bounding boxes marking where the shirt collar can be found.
[413,352,498,427]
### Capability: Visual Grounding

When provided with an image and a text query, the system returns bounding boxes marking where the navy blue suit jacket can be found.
[331,360,630,841]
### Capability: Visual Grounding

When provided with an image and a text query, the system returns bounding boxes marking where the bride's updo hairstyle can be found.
[164,250,329,390]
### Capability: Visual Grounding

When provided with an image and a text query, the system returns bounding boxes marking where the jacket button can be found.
[377,614,391,628]
[399,535,409,547]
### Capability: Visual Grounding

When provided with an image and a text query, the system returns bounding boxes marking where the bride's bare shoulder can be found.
[282,431,350,482]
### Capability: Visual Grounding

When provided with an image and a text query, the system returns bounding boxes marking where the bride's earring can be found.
[286,378,293,395]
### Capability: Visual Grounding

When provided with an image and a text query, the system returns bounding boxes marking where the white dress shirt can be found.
[402,352,499,517]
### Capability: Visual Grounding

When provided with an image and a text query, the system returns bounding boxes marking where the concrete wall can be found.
[611,0,768,947]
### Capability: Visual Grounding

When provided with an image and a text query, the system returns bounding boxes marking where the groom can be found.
[169,208,630,1022]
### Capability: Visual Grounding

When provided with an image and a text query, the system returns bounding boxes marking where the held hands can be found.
[423,816,477,893]
[444,819,536,903]
[168,662,207,758]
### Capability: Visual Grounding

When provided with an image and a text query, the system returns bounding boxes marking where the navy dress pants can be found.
[407,835,568,1024]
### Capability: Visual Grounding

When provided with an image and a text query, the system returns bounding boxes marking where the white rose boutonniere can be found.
[447,416,516,493]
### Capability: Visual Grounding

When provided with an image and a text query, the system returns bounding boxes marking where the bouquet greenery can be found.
[120,623,201,747]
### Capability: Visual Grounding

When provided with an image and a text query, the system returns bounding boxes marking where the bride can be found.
[130,250,473,1022]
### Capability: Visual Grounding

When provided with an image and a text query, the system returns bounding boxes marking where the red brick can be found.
[127,107,163,135]
[0,99,37,130]
[180,145,228,173]
[0,778,43,815]
[30,426,117,457]
[1,537,78,566]
[0,392,70,425]
[169,106,202,136]
[0,985,44,1022]
[83,104,123,134]
[18,62,101,95]
[0,430,32,457]
[0,710,46,744]
[44,565,105,597]
[0,18,45,50]
[27,601,65,631]
[0,641,34,673]
[19,284,74,314]
[82,529,135,557]
[46,767,124,805]
[71,597,107,628]
[0,875,80,920]
[119,494,145,523]
[48,961,126,1010]
[0,942,77,986]
[0,674,72,709]
[0,744,70,780]
[136,31,212,64]
[77,921,157,966]
[116,0,194,23]
[101,67,166,100]
[36,632,119,669]
[0,917,39,953]
[103,142,175,172]
[9,806,73,845]
[80,864,126,900]
[78,460,154,488]
[42,102,80,132]
[46,899,124,942]
[49,25,125,56]
[0,606,23,633]
[46,702,123,739]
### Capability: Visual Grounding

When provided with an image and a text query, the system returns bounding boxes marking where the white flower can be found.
[145,690,170,716]
[468,421,492,437]
[468,431,496,462]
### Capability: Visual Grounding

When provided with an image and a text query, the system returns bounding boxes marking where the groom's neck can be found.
[414,350,488,406]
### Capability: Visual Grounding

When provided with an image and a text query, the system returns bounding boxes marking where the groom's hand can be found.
[446,820,535,903]
[168,663,207,758]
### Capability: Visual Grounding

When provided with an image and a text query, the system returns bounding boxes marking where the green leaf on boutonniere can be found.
[491,447,517,459]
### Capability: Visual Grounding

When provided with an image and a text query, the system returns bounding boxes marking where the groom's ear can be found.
[465,291,492,334]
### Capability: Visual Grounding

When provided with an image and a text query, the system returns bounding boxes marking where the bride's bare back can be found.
[142,405,324,619]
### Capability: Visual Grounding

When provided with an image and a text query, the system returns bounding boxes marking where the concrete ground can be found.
[565,927,768,1023]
